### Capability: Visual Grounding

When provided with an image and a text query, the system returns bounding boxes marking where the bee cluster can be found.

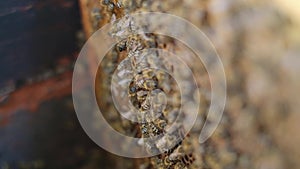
[116,39,196,168]
[100,1,199,168]
[88,0,299,168]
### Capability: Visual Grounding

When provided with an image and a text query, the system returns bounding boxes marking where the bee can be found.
[101,0,115,11]
[102,0,123,14]
[178,153,195,167]
[135,78,145,89]
[128,72,160,111]
[116,0,131,9]
[102,0,110,5]
[141,99,150,110]
[155,118,167,130]
[140,123,149,137]
[136,90,148,102]
[90,8,102,29]
[116,1,122,8]
[128,85,136,95]
[141,69,156,78]
[126,34,145,52]
[107,2,115,11]
[135,74,158,91]
[163,155,176,169]
[163,140,182,155]
[149,122,162,136]
[116,39,127,52]
[168,152,195,168]
[91,8,102,20]
[144,78,158,90]
[135,61,150,73]
[150,156,165,169]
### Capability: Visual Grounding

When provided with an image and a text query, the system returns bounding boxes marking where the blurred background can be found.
[0,0,299,168]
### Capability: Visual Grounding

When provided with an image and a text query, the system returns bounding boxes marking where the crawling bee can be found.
[160,151,194,169]
[102,0,115,11]
[116,1,122,8]
[141,101,151,111]
[90,8,102,29]
[136,90,148,103]
[116,39,127,52]
[135,78,145,89]
[150,156,165,169]
[161,151,195,169]
[102,0,110,5]
[91,8,102,20]
[155,118,167,129]
[138,70,159,89]
[174,153,195,168]
[101,0,124,18]
[126,34,145,52]
[163,155,176,169]
[144,78,158,90]
[149,122,162,136]
[128,84,136,95]
[163,140,182,155]
[140,122,150,138]
[128,69,161,110]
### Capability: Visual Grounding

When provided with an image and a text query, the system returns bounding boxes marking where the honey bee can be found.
[138,70,159,90]
[90,8,102,29]
[136,90,148,102]
[101,0,124,17]
[101,0,116,11]
[126,35,145,52]
[141,99,150,110]
[107,2,115,11]
[144,78,158,90]
[140,122,149,137]
[163,155,176,169]
[135,78,145,88]
[167,152,195,168]
[128,85,136,95]
[116,39,127,52]
[163,140,182,155]
[116,1,122,8]
[155,118,167,129]
[128,69,162,111]
[149,122,162,136]
[91,8,102,20]
[177,153,195,167]
[140,68,154,77]
[150,156,165,169]
[101,0,110,5]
